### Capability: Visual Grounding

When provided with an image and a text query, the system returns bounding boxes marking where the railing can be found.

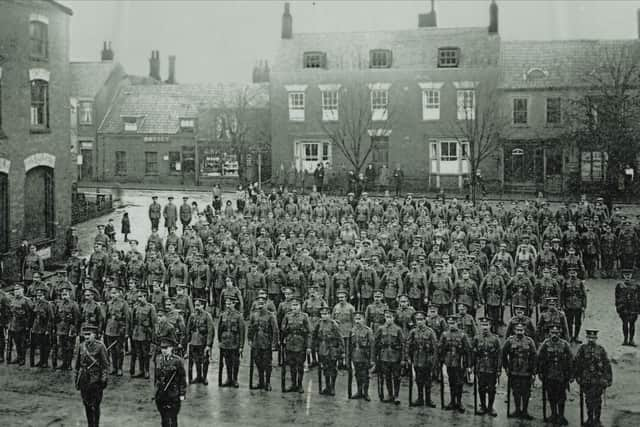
[71,191,114,224]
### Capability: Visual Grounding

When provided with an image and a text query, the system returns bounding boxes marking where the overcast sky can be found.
[63,0,640,83]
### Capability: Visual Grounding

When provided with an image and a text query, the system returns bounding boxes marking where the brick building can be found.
[269,1,501,190]
[96,80,269,186]
[70,41,127,181]
[0,0,73,268]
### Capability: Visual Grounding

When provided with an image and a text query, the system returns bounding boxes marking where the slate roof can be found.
[273,27,500,72]
[70,62,122,98]
[99,83,269,135]
[500,39,640,90]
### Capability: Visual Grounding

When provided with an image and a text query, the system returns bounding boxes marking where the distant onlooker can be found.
[286,162,297,190]
[121,212,131,242]
[314,163,325,193]
[236,185,246,213]
[364,163,376,192]
[191,201,199,223]
[392,164,404,197]
[379,164,390,191]
[105,218,116,242]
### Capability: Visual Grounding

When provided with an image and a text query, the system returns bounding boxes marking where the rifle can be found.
[280,343,286,392]
[440,363,445,409]
[218,348,224,387]
[579,387,585,426]
[377,359,384,401]
[317,357,323,393]
[249,347,255,389]
[408,360,414,407]
[542,378,547,421]
[473,362,478,415]
[506,373,511,416]
[346,337,352,399]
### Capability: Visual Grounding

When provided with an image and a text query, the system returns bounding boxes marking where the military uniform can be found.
[186,305,215,384]
[154,339,187,427]
[7,290,33,365]
[75,330,109,427]
[428,271,453,316]
[0,288,10,362]
[574,332,613,427]
[131,296,157,378]
[248,303,279,390]
[404,269,426,311]
[615,273,639,345]
[480,271,505,332]
[472,326,501,416]
[407,322,438,406]
[537,333,573,424]
[562,274,587,341]
[365,298,388,333]
[188,259,210,304]
[30,292,54,367]
[149,199,162,230]
[53,293,80,369]
[217,303,245,387]
[349,319,375,400]
[313,311,344,395]
[281,308,311,393]
[502,330,537,419]
[355,266,378,311]
[374,318,405,403]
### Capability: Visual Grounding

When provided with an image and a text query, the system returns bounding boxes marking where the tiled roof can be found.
[70,62,122,98]
[273,27,499,72]
[500,39,640,90]
[99,83,268,135]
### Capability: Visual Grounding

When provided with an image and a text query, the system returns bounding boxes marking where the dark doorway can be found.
[24,166,55,241]
[504,144,544,184]
[0,173,8,252]
[81,149,93,180]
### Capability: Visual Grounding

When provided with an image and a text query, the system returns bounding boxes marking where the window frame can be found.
[288,91,305,121]
[30,79,49,131]
[179,118,195,132]
[321,89,339,121]
[512,97,529,125]
[581,151,608,183]
[546,97,562,125]
[123,117,138,132]
[115,151,127,176]
[369,49,392,69]
[456,89,475,120]
[168,151,182,174]
[78,101,93,125]
[438,47,460,68]
[422,88,440,121]
[29,19,49,60]
[144,151,159,175]
[370,88,389,121]
[303,52,326,69]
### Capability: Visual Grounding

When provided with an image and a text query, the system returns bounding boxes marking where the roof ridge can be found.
[292,26,487,36]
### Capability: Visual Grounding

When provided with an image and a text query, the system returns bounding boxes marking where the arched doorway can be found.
[0,173,8,252]
[24,166,54,241]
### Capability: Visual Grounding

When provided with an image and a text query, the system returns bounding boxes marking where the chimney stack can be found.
[281,2,292,39]
[418,0,437,28]
[489,0,499,34]
[252,60,270,83]
[166,55,176,84]
[149,50,161,81]
[101,41,114,61]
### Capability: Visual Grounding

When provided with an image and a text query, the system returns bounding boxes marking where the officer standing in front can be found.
[154,337,187,427]
[75,325,109,427]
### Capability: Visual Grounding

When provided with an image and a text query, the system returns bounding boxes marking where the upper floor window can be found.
[438,47,459,68]
[456,89,475,120]
[79,101,93,125]
[321,90,339,121]
[419,83,443,121]
[123,116,138,132]
[29,16,49,60]
[180,118,195,131]
[371,89,388,121]
[303,52,326,69]
[546,97,562,124]
[288,92,305,121]
[512,98,529,124]
[30,80,49,130]
[370,49,392,68]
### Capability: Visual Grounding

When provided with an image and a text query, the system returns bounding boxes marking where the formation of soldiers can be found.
[3,190,637,426]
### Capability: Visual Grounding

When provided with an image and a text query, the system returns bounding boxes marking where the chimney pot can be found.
[489,0,499,34]
[101,40,114,61]
[282,2,292,39]
[418,0,437,27]
[167,55,176,84]
[149,50,161,81]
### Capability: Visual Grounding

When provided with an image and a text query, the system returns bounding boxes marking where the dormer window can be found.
[303,52,326,69]
[438,47,460,68]
[180,118,195,131]
[370,49,392,69]
[123,116,139,132]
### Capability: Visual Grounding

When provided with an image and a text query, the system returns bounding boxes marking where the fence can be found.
[72,191,114,224]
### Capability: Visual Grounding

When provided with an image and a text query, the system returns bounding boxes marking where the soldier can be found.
[502,322,537,420]
[218,296,245,388]
[7,283,34,365]
[615,269,640,346]
[313,306,344,395]
[165,252,188,298]
[406,311,438,407]
[265,260,286,308]
[439,314,472,412]
[617,220,638,271]
[154,337,187,427]
[331,260,353,303]
[381,260,403,309]
[454,267,480,318]
[562,268,588,343]
[248,295,279,391]
[30,287,54,368]
[149,195,162,231]
[365,290,388,334]
[186,298,215,385]
[537,297,570,343]
[473,317,501,416]
[130,290,157,379]
[505,304,537,339]
[332,289,355,369]
[163,196,178,232]
[574,330,613,427]
[150,280,168,313]
[81,287,104,337]
[87,242,108,297]
[53,285,80,370]
[219,276,244,314]
[427,263,453,316]
[537,324,574,425]
[355,258,379,311]
[480,264,506,333]
[375,309,405,404]
[145,252,166,293]
[349,311,375,401]
[165,299,186,356]
[75,325,108,427]
[188,253,210,305]
[281,297,311,393]
[67,248,86,297]
[581,223,600,279]
[599,224,617,279]
[0,284,10,363]
[404,260,426,311]
[174,284,193,326]
[395,294,416,336]
[507,266,534,317]
[535,266,561,314]
[303,285,327,367]
[179,196,192,232]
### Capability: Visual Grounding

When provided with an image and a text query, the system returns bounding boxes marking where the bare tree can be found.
[318,84,394,176]
[439,73,508,204]
[214,83,270,184]
[564,42,640,196]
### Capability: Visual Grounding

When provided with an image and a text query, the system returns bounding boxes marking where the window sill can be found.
[79,122,93,126]
[30,55,49,62]
[422,118,440,122]
[512,123,529,128]
[544,123,563,128]
[145,173,159,176]
[30,127,51,134]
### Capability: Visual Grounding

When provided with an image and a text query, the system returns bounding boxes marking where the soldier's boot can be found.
[297,367,305,393]
[257,369,265,389]
[547,402,557,423]
[188,359,194,384]
[110,351,118,375]
[456,388,465,413]
[264,369,273,391]
[487,392,498,417]
[521,397,534,420]
[584,408,593,427]
[321,375,330,395]
[195,363,203,384]
[144,358,150,379]
[425,385,437,408]
[6,339,13,364]
[412,386,424,407]
[363,380,371,401]
[117,354,124,376]
[29,342,36,367]
[232,360,240,388]
[445,385,457,410]
[622,322,629,345]
[202,361,210,386]
[39,343,50,368]
[594,406,603,427]
[393,378,401,405]
[384,376,394,403]
[222,360,233,387]
[476,392,486,415]
[330,374,337,396]
[508,395,520,418]
[130,354,137,377]
[285,368,297,392]
[629,322,637,346]
[559,402,569,425]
